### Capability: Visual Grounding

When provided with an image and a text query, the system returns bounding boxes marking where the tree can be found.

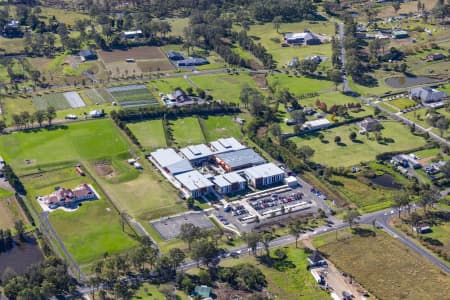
[440,161,450,178]
[46,106,56,126]
[296,145,314,162]
[420,188,440,213]
[328,70,342,90]
[343,209,360,228]
[392,190,410,218]
[272,16,283,33]
[0,120,6,133]
[14,220,25,240]
[168,248,185,273]
[269,123,282,141]
[289,220,303,248]
[190,238,218,267]
[436,117,449,137]
[349,132,357,141]
[34,110,46,127]
[334,136,341,144]
[186,197,195,209]
[261,232,274,257]
[290,110,306,126]
[179,223,201,250]
[392,1,401,13]
[244,232,260,256]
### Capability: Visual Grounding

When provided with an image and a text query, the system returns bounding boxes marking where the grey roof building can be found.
[175,170,213,198]
[180,144,214,164]
[215,148,265,172]
[210,137,247,153]
[151,148,184,168]
[212,172,246,194]
[244,163,285,188]
[410,87,448,103]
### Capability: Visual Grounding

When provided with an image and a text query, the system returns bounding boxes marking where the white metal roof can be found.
[303,119,331,128]
[175,170,213,191]
[150,148,184,168]
[244,163,284,180]
[213,172,246,187]
[210,137,246,153]
[180,144,213,161]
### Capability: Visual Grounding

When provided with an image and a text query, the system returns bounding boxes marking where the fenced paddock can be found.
[107,85,159,107]
[32,93,71,110]
[150,212,215,240]
[63,91,85,108]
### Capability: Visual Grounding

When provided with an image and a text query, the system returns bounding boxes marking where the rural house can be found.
[392,30,409,39]
[301,119,331,131]
[359,117,380,132]
[3,20,23,38]
[167,51,185,61]
[410,87,448,103]
[122,30,143,39]
[79,50,97,62]
[426,53,446,62]
[284,31,321,45]
[43,184,98,209]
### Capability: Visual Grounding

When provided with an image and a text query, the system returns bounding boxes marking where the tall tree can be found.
[343,209,360,228]
[244,232,260,256]
[289,220,304,248]
[46,106,56,126]
[272,16,283,33]
[179,223,201,250]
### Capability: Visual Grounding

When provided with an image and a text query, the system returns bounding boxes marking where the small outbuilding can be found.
[392,30,409,39]
[359,117,380,132]
[192,285,212,299]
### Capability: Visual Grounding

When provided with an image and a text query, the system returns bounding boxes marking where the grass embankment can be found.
[314,228,450,300]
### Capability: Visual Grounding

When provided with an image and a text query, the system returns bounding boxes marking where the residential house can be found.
[359,117,380,132]
[392,30,409,39]
[122,30,143,39]
[284,31,321,45]
[176,57,209,67]
[79,50,97,62]
[410,87,448,103]
[301,119,331,131]
[3,20,23,38]
[243,163,285,188]
[426,53,446,62]
[166,51,185,61]
[173,89,190,103]
[43,184,98,209]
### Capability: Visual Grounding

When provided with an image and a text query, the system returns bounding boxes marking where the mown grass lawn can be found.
[388,98,417,110]
[0,119,130,175]
[268,74,335,95]
[149,77,193,95]
[171,117,205,146]
[291,122,427,167]
[199,115,243,142]
[315,229,450,300]
[132,282,189,300]
[219,246,330,300]
[49,198,139,264]
[128,120,167,150]
[402,108,430,129]
[191,73,261,103]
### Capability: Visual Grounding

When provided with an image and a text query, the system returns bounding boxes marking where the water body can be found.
[369,174,402,189]
[0,236,44,275]
[385,76,437,88]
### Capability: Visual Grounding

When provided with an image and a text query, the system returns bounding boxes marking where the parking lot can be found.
[151,212,215,240]
[212,183,324,232]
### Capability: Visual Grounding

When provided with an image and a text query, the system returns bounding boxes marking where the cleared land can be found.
[98,47,166,63]
[171,117,205,146]
[190,73,261,103]
[32,93,71,110]
[0,193,27,230]
[291,122,427,166]
[128,120,167,150]
[0,120,130,175]
[199,115,243,142]
[315,229,450,300]
[220,245,330,300]
[268,74,335,95]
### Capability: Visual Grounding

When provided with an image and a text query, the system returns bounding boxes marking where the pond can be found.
[385,76,437,88]
[369,174,403,189]
[0,235,44,275]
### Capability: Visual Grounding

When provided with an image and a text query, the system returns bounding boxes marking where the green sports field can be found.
[199,115,243,141]
[171,117,205,146]
[128,120,167,150]
[0,119,130,175]
[291,122,427,167]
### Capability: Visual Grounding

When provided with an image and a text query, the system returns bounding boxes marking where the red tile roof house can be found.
[43,184,98,209]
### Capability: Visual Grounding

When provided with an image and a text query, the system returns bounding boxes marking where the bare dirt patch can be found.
[137,60,174,72]
[98,46,166,63]
[94,160,116,178]
[253,73,268,89]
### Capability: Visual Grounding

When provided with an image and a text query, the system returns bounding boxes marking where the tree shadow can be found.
[257,256,296,271]
[336,142,347,146]
[351,227,376,237]
[352,139,363,144]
